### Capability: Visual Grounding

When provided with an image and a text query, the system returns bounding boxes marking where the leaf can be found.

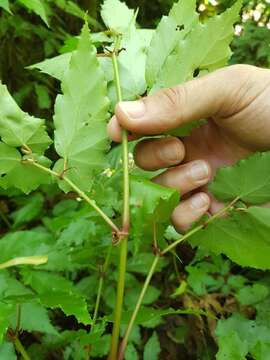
[0,255,48,269]
[0,155,52,194]
[130,176,179,223]
[152,0,242,91]
[40,291,92,325]
[53,23,109,192]
[22,270,75,294]
[216,314,270,360]
[113,306,208,326]
[0,84,51,153]
[28,52,72,81]
[0,303,14,344]
[35,84,51,109]
[90,334,111,357]
[101,0,134,33]
[0,0,11,13]
[9,303,57,335]
[143,332,161,360]
[126,343,138,360]
[146,0,199,89]
[189,207,270,270]
[0,142,21,175]
[11,193,44,227]
[236,284,269,306]
[210,152,270,204]
[130,176,179,252]
[0,341,16,360]
[106,28,154,104]
[0,230,53,264]
[21,270,91,325]
[57,218,96,247]
[18,0,49,26]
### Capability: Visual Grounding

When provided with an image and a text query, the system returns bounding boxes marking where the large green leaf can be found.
[216,314,270,360]
[40,291,92,325]
[210,152,270,204]
[0,154,52,194]
[22,270,91,325]
[130,176,179,252]
[8,302,58,335]
[0,142,21,175]
[152,0,242,91]
[18,0,49,26]
[101,0,134,33]
[130,176,179,223]
[28,52,72,81]
[0,84,51,153]
[146,0,199,90]
[189,207,270,270]
[53,23,109,192]
[0,230,53,264]
[106,28,154,104]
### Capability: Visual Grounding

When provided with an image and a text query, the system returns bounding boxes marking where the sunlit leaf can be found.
[53,23,109,192]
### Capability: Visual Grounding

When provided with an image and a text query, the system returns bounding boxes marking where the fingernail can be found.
[159,140,182,163]
[191,193,208,210]
[190,161,209,181]
[119,100,145,119]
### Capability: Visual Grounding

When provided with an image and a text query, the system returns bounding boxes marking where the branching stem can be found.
[109,34,130,360]
[29,161,120,235]
[118,197,239,358]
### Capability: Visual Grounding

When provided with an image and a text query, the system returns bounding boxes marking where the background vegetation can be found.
[0,0,270,359]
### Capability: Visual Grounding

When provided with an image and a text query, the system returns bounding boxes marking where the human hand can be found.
[108,65,270,232]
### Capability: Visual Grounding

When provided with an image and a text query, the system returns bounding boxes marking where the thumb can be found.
[112,65,254,135]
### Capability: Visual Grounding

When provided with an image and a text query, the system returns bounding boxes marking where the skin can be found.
[107,64,270,232]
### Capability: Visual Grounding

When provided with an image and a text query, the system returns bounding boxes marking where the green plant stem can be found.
[92,247,112,326]
[109,35,130,360]
[118,197,239,358]
[30,161,120,235]
[13,337,31,360]
[15,304,21,336]
[118,255,160,360]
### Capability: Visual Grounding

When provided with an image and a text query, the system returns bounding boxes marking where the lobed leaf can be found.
[210,152,270,204]
[146,0,199,90]
[189,207,270,270]
[0,84,51,153]
[0,153,52,194]
[53,23,110,192]
[101,0,135,34]
[152,0,242,91]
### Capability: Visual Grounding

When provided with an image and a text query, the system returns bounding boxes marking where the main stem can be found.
[109,35,130,360]
[118,197,239,358]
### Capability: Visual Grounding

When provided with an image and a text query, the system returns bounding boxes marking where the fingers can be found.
[134,137,185,171]
[154,160,211,195]
[108,65,258,138]
[172,192,210,233]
